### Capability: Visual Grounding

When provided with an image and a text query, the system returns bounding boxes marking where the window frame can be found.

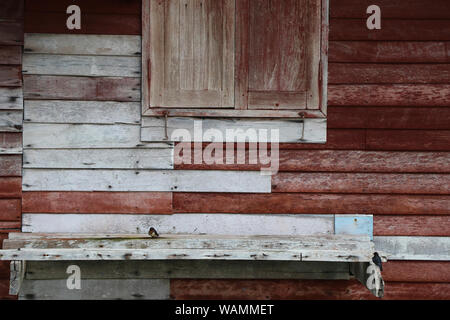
[142,0,329,120]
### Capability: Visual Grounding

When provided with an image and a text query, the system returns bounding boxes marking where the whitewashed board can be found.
[23,124,173,149]
[24,34,141,56]
[0,110,23,132]
[374,236,450,261]
[24,101,141,124]
[141,117,327,143]
[22,214,334,235]
[24,148,174,170]
[0,87,23,110]
[23,54,141,77]
[22,169,271,193]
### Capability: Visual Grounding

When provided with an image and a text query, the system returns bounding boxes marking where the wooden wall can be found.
[1,0,449,300]
[0,0,23,300]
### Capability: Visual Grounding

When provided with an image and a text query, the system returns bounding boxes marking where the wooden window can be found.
[142,0,328,119]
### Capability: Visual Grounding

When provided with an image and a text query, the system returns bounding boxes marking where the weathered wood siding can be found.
[0,0,448,300]
[0,0,23,300]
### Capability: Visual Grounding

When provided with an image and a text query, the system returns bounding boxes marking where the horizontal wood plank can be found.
[173,193,450,215]
[24,34,141,56]
[0,66,22,87]
[23,169,271,193]
[330,19,450,41]
[328,84,450,106]
[21,213,333,236]
[280,129,366,150]
[171,279,450,300]
[25,12,140,35]
[24,101,140,124]
[0,111,22,132]
[0,199,20,221]
[329,64,450,84]
[23,148,173,170]
[329,41,450,63]
[0,87,23,110]
[272,173,450,195]
[366,130,450,151]
[23,54,141,77]
[23,124,169,149]
[0,155,22,176]
[0,133,22,154]
[330,0,450,19]
[23,75,140,101]
[0,45,22,64]
[23,192,172,214]
[25,0,141,15]
[0,0,23,20]
[0,22,23,45]
[374,216,450,237]
[374,236,450,261]
[382,261,450,283]
[0,177,21,198]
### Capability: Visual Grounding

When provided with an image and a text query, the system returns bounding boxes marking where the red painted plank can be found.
[0,279,16,300]
[23,75,140,102]
[330,0,450,19]
[374,215,450,236]
[22,192,173,214]
[0,155,22,177]
[25,12,140,35]
[278,151,450,173]
[25,0,141,15]
[366,130,450,151]
[174,193,450,215]
[330,19,450,41]
[0,46,22,65]
[0,66,22,87]
[329,41,450,63]
[0,22,23,45]
[280,129,366,150]
[0,0,24,20]
[329,107,450,130]
[0,177,21,198]
[272,173,450,195]
[0,221,21,230]
[329,64,450,84]
[382,261,450,283]
[171,279,450,300]
[328,85,450,106]
[0,199,21,221]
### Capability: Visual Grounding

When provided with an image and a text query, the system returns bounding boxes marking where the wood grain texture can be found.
[272,173,450,194]
[0,66,22,87]
[280,129,366,150]
[382,261,450,283]
[22,169,271,193]
[329,64,450,84]
[329,41,450,63]
[0,22,23,45]
[0,177,21,198]
[23,192,172,214]
[25,0,141,15]
[0,87,23,110]
[0,46,22,64]
[0,155,21,176]
[0,133,22,154]
[366,130,450,151]
[174,193,450,215]
[25,12,140,35]
[171,279,450,300]
[330,19,450,41]
[0,110,23,132]
[330,0,450,19]
[23,75,140,101]
[0,199,21,221]
[24,34,141,56]
[374,216,450,237]
[328,84,450,106]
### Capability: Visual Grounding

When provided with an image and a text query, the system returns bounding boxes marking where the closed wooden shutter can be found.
[146,0,235,109]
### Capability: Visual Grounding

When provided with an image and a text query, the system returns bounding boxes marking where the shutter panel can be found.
[236,0,322,110]
[148,0,235,109]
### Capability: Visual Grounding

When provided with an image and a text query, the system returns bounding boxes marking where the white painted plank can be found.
[22,169,271,193]
[24,101,140,124]
[23,123,173,149]
[374,236,450,261]
[24,34,141,56]
[24,148,174,170]
[0,87,23,110]
[21,214,334,236]
[23,54,141,77]
[141,117,327,143]
[19,279,169,300]
[0,110,22,132]
[0,147,22,154]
